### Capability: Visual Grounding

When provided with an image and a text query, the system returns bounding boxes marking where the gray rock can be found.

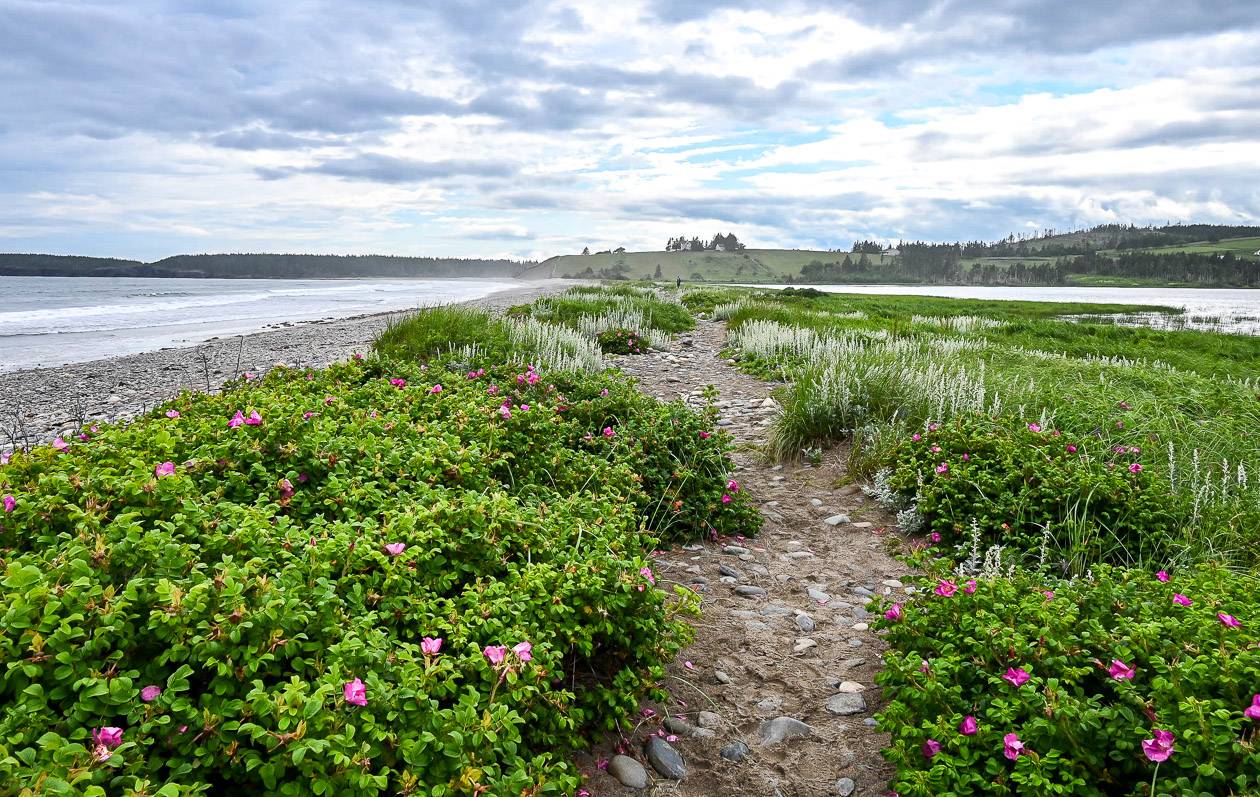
[807,588,832,603]
[795,614,816,633]
[697,710,721,729]
[734,585,766,598]
[755,696,782,715]
[761,604,792,616]
[608,755,649,789]
[644,736,686,780]
[853,586,876,598]
[715,670,732,684]
[851,605,869,620]
[810,498,823,507]
[823,514,850,526]
[718,563,744,579]
[757,716,814,746]
[664,716,698,736]
[863,717,879,728]
[720,741,749,762]
[825,693,868,716]
[836,777,856,796]
[722,545,749,555]
[793,638,817,653]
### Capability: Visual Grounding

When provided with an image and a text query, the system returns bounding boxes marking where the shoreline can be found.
[0,280,569,451]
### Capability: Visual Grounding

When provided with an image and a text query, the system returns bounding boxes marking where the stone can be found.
[836,777,856,796]
[723,545,749,555]
[750,564,770,576]
[755,696,782,715]
[825,693,868,716]
[793,638,817,654]
[664,716,698,736]
[852,622,869,632]
[757,716,814,746]
[720,741,749,762]
[836,681,866,693]
[881,579,903,588]
[761,604,792,616]
[823,514,850,526]
[697,710,721,729]
[807,588,832,603]
[851,521,874,529]
[810,498,823,507]
[644,736,686,780]
[852,586,875,598]
[719,576,737,585]
[841,657,867,669]
[734,585,766,598]
[795,614,816,633]
[715,670,732,684]
[608,755,649,789]
[786,551,814,559]
[718,563,743,579]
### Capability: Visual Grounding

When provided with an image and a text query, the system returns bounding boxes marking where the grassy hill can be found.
[1099,235,1260,261]
[523,249,894,283]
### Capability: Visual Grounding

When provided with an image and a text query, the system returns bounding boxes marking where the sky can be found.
[1,0,1258,261]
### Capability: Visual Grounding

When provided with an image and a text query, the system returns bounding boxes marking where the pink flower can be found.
[1,452,10,464]
[422,636,442,655]
[1066,444,1077,453]
[1003,732,1025,761]
[699,431,710,439]
[962,453,970,462]
[1173,593,1193,606]
[884,603,902,621]
[959,716,978,736]
[3,495,16,513]
[303,411,315,420]
[639,566,655,586]
[166,409,180,419]
[721,494,732,503]
[931,446,941,453]
[596,758,609,770]
[1219,613,1241,628]
[53,437,69,451]
[727,479,740,492]
[935,462,949,474]
[1108,659,1135,680]
[922,738,941,758]
[964,579,977,594]
[1128,463,1143,474]
[353,353,364,361]
[928,532,941,543]
[934,579,957,597]
[1142,729,1174,762]
[430,384,443,394]
[483,645,508,665]
[498,406,512,419]
[155,461,175,477]
[93,744,113,762]
[243,372,255,381]
[603,426,615,437]
[912,433,921,442]
[600,388,609,397]
[343,678,367,707]
[1043,590,1054,601]
[684,660,695,670]
[140,685,161,702]
[324,396,335,405]
[1003,667,1030,687]
[93,727,124,749]
[1156,570,1169,582]
[513,641,533,662]
[278,479,294,499]
[929,423,938,431]
[389,378,407,388]
[520,404,530,411]
[1244,694,1260,721]
[1027,422,1041,432]
[384,542,406,556]
[179,725,188,733]
[245,411,262,426]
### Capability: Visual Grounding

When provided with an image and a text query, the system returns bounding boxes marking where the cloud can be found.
[274,153,519,183]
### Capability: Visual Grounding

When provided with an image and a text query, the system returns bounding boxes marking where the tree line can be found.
[664,233,746,252]
[0,253,534,279]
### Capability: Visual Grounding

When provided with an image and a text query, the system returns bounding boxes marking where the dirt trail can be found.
[581,320,909,796]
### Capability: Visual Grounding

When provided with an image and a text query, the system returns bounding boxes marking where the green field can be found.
[523,249,894,282]
[1099,235,1260,260]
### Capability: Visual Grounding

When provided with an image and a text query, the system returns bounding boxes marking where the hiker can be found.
[675,276,682,288]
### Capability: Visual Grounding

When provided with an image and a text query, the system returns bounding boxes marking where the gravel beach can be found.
[0,280,570,450]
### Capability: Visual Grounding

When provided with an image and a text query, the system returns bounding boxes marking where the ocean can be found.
[0,276,521,372]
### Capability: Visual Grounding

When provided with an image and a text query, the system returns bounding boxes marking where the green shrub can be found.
[595,328,646,355]
[876,565,1260,796]
[0,355,756,795]
[883,417,1178,570]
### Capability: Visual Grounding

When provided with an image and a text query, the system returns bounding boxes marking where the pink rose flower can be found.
[929,532,941,543]
[53,437,69,451]
[343,678,367,707]
[639,566,655,586]
[959,715,977,736]
[1003,732,1025,760]
[1244,694,1260,721]
[1173,593,1192,606]
[1027,422,1041,432]
[421,637,442,656]
[93,726,124,749]
[483,645,508,665]
[3,495,15,513]
[430,384,443,394]
[245,411,262,426]
[934,579,957,597]
[166,409,180,419]
[512,641,533,662]
[884,603,902,621]
[1003,667,1030,687]
[1142,729,1174,762]
[1219,613,1241,628]
[1156,570,1169,582]
[155,461,175,477]
[384,542,406,556]
[140,685,161,702]
[922,738,941,758]
[721,494,732,504]
[964,579,977,594]
[1108,659,1135,680]
[603,426,615,437]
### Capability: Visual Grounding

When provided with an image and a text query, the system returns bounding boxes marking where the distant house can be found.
[884,247,900,257]
[713,242,727,252]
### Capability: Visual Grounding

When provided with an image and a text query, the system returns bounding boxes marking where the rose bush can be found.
[0,352,757,795]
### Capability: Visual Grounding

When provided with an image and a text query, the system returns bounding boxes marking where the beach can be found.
[0,280,568,450]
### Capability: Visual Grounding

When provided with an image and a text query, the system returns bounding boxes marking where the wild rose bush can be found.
[0,356,757,795]
[883,417,1178,569]
[876,565,1260,796]
[595,328,646,355]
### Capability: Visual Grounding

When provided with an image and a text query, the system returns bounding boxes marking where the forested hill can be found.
[0,253,535,279]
